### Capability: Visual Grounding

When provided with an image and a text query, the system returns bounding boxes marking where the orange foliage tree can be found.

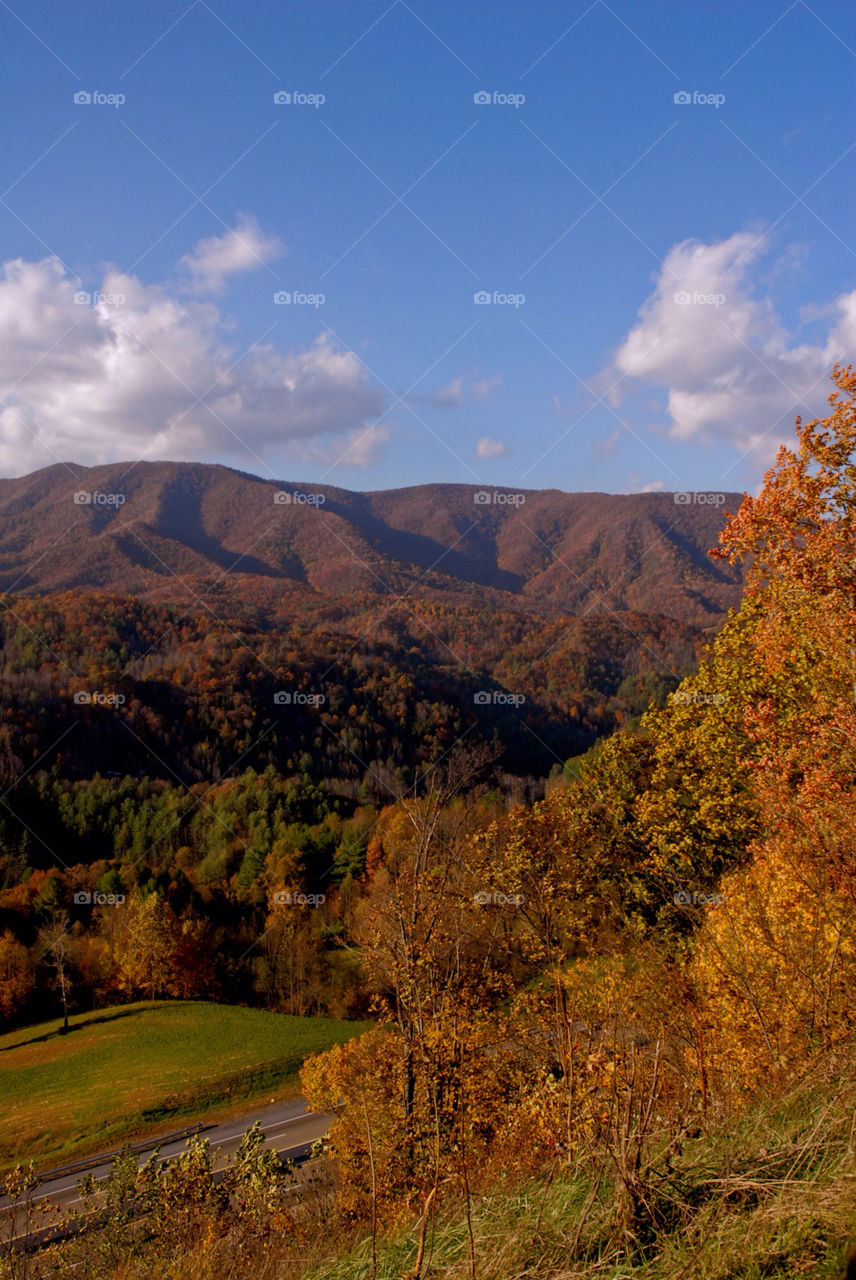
[693,367,856,1094]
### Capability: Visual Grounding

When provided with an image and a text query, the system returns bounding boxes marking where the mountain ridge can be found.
[0,461,745,627]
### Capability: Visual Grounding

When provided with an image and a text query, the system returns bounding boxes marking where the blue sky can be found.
[0,0,853,493]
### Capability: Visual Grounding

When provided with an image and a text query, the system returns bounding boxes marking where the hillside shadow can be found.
[657,519,742,584]
[0,1007,144,1053]
[149,476,288,579]
[0,572,36,593]
[324,496,526,593]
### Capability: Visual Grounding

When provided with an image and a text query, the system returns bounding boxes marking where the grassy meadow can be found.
[0,1000,367,1170]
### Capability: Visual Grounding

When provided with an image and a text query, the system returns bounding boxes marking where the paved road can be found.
[1,1096,328,1230]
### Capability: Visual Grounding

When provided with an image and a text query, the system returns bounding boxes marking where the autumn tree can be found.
[711,364,856,893]
[114,891,177,1000]
[258,888,327,1015]
[0,931,34,1025]
[308,744,532,1228]
[689,367,856,1093]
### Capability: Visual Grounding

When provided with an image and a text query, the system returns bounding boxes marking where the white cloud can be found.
[421,376,464,407]
[625,475,665,493]
[178,214,283,293]
[611,230,856,453]
[300,423,391,469]
[333,423,390,467]
[476,435,508,458]
[0,245,384,476]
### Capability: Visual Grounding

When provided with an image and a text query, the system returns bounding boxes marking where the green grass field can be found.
[0,1000,368,1171]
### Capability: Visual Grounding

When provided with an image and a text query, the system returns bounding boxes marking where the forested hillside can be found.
[0,491,714,1029]
[7,376,856,1279]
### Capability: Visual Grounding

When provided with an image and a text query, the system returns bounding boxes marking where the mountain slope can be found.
[0,462,743,627]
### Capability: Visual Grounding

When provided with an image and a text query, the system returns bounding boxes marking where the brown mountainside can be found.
[0,462,744,626]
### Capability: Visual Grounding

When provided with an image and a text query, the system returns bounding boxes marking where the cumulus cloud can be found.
[611,230,856,453]
[476,435,508,458]
[178,214,283,293]
[0,245,385,476]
